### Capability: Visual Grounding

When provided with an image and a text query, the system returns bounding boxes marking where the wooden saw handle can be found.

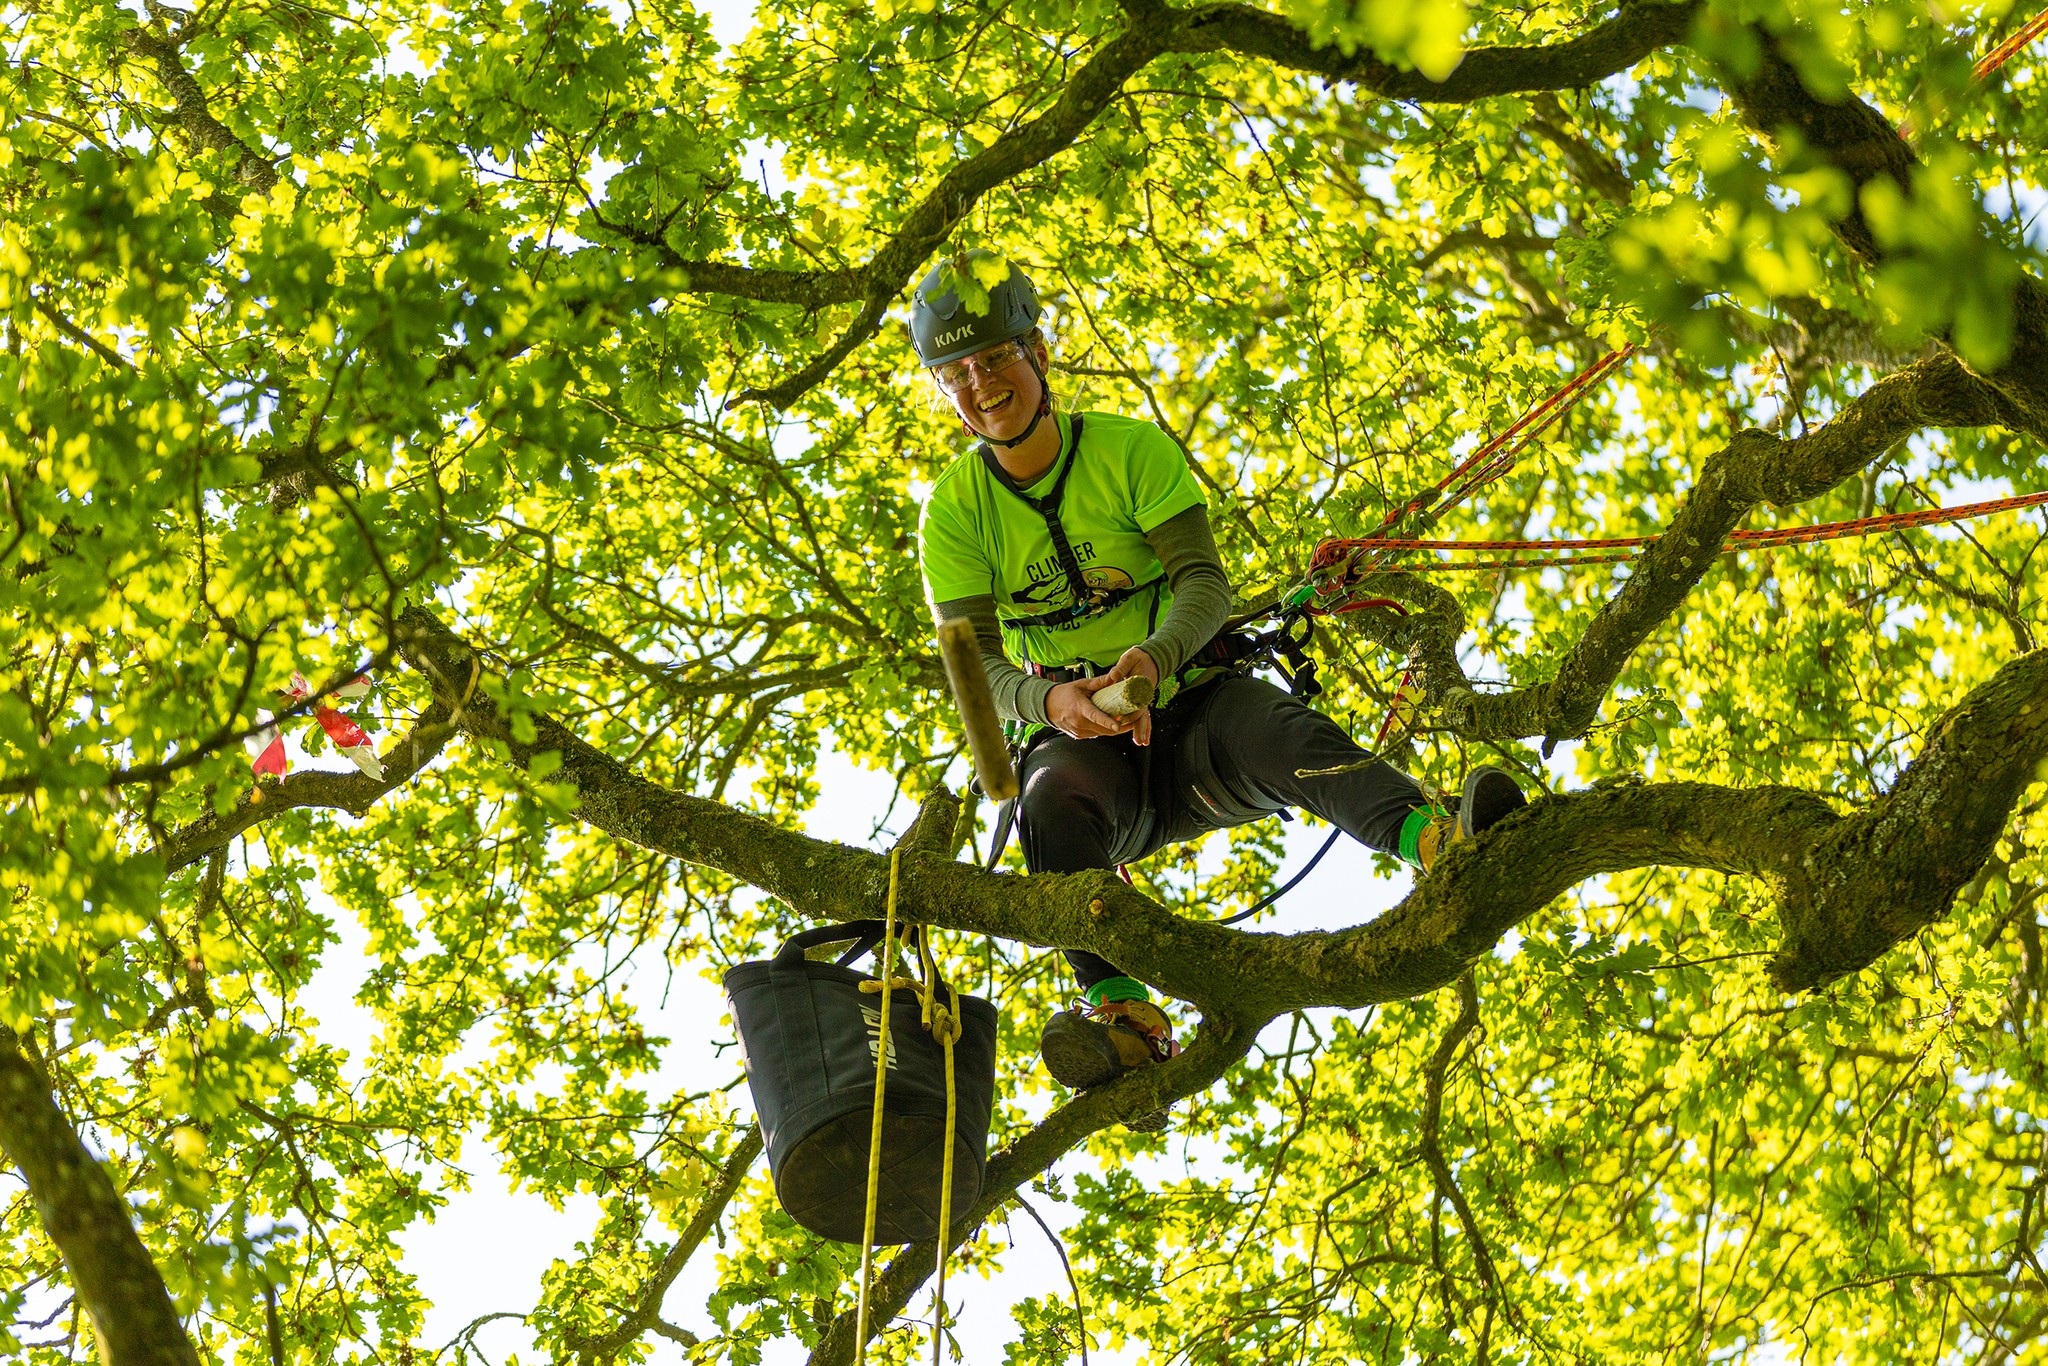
[935,617,1019,801]
[1092,675,1156,718]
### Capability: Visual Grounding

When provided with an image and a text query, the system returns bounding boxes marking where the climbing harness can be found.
[979,414,1166,633]
[974,607,1326,878]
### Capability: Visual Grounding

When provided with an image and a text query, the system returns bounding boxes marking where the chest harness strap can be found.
[977,414,1164,633]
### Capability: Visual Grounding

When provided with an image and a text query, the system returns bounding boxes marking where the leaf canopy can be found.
[2,0,2046,1360]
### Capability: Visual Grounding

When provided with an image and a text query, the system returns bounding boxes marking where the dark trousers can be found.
[1016,675,1425,990]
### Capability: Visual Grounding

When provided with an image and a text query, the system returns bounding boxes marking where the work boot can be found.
[1039,998,1180,1132]
[1413,766,1528,874]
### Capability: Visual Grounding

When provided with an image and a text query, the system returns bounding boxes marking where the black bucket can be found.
[724,921,999,1245]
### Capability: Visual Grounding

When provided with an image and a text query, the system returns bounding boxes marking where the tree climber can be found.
[913,251,1528,1129]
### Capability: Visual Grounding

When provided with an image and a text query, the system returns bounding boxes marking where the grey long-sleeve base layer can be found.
[929,503,1235,728]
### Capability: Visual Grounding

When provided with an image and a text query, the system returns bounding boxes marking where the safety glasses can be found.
[929,339,1030,394]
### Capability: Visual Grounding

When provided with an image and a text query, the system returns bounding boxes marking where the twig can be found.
[1015,1196,1090,1366]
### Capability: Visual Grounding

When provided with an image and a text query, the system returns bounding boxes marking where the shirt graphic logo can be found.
[1013,540,1132,611]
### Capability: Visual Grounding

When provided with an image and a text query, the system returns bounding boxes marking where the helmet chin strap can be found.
[962,349,1054,450]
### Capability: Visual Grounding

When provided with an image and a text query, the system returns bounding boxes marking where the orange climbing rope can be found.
[1974,6,2048,81]
[1292,343,1640,606]
[1314,489,2048,576]
[1343,345,1638,559]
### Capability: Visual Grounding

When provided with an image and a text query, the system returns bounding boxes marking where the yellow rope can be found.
[930,930,959,1366]
[851,857,964,1366]
[853,849,901,1366]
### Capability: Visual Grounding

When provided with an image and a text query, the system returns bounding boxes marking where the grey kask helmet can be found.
[909,249,1043,367]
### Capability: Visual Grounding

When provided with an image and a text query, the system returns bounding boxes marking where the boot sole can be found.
[1040,1017,1173,1131]
[1039,1015,1126,1091]
[1458,767,1527,839]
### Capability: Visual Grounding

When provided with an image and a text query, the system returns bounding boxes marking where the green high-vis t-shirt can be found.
[918,411,1206,670]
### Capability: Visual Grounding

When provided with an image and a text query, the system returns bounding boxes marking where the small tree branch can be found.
[152,706,458,874]
[32,296,135,371]
[731,293,894,410]
[1526,93,1634,201]
[1417,973,1506,1317]
[567,1128,764,1361]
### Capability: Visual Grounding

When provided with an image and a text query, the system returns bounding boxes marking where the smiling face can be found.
[934,336,1049,441]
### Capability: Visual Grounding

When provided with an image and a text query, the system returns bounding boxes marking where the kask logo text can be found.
[934,325,979,348]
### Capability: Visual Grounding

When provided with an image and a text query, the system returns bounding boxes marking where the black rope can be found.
[1215,825,1344,926]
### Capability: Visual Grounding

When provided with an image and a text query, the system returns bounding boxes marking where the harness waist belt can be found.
[1023,660,1116,684]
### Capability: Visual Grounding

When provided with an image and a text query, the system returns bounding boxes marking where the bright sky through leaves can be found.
[2,0,2047,1362]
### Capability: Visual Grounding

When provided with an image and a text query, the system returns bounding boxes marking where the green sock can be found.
[1083,976,1151,1007]
[1397,806,1442,867]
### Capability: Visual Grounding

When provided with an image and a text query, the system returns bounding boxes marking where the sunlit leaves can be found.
[1,0,2045,1360]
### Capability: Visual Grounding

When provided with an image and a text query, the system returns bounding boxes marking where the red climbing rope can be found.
[1974,6,2048,81]
[1348,344,1638,557]
[1316,488,2048,578]
[1300,343,1639,605]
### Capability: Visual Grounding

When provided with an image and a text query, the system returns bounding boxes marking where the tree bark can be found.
[0,1027,200,1366]
[392,607,2048,1009]
[1722,30,2048,439]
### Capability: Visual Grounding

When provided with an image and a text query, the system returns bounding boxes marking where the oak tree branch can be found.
[0,1027,201,1366]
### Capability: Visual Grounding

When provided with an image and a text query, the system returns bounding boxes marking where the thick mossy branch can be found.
[1338,355,2022,745]
[125,21,282,217]
[394,607,2045,1015]
[0,1028,200,1366]
[1775,650,2048,991]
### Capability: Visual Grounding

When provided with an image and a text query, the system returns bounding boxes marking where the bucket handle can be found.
[773,920,929,971]
[771,922,962,1013]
